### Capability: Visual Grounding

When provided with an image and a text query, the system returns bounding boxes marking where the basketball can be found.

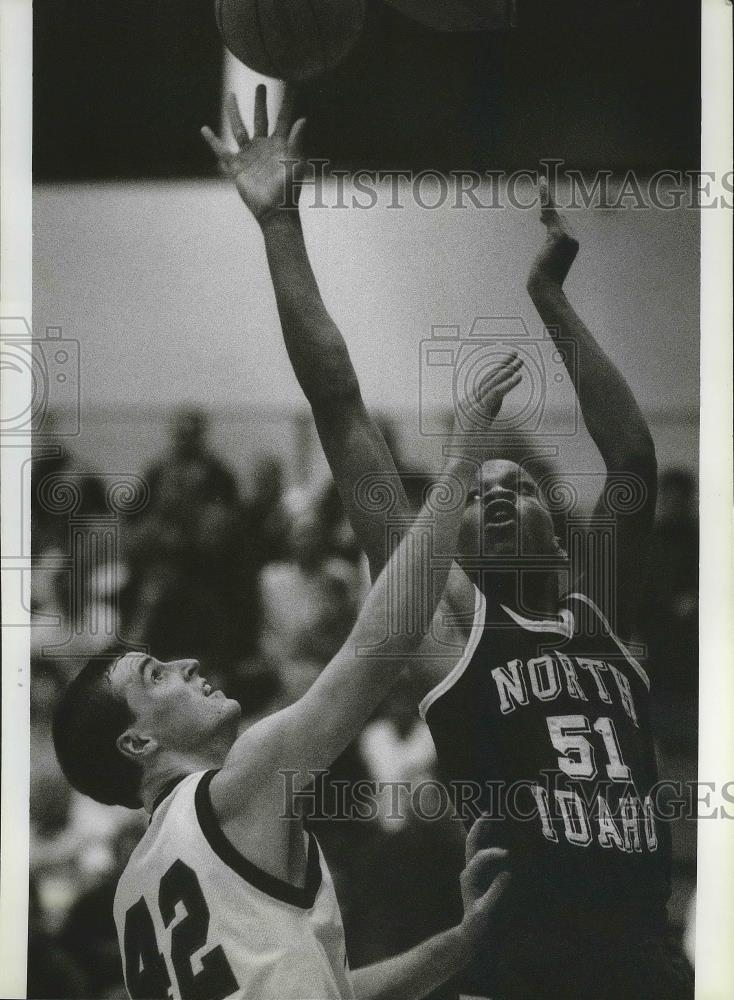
[215,0,367,82]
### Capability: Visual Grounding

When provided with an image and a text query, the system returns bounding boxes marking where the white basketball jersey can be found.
[113,770,354,1000]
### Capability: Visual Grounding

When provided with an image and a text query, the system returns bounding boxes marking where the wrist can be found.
[441,923,473,970]
[526,270,567,303]
[258,205,302,235]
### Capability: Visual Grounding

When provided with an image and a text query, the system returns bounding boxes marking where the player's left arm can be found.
[201,86,476,624]
[526,180,657,639]
[351,835,510,1000]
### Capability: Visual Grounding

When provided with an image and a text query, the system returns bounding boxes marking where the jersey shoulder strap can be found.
[563,591,651,691]
[194,769,323,909]
[419,585,487,720]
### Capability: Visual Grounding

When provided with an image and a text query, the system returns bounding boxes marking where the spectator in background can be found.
[359,677,440,834]
[32,410,107,557]
[31,661,74,855]
[31,411,111,667]
[259,475,366,699]
[144,406,239,507]
[126,407,260,668]
[348,678,465,997]
[28,877,89,1000]
[59,816,147,999]
[244,453,291,567]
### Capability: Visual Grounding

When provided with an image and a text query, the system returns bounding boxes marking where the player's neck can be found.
[478,568,561,617]
[140,746,229,815]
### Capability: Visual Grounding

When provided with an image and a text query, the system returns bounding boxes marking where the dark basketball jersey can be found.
[421,587,672,960]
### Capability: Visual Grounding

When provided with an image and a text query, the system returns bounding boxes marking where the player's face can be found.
[458,459,561,559]
[109,653,241,755]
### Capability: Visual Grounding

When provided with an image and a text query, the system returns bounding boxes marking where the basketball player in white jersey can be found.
[55,640,511,1000]
[54,419,517,999]
[213,86,694,998]
[53,86,520,999]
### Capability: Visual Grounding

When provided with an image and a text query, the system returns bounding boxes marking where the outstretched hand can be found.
[527,177,580,291]
[451,350,524,444]
[201,85,307,222]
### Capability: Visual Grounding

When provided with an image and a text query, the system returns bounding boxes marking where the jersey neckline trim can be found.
[500,603,575,637]
[194,770,323,910]
[419,586,487,721]
[419,588,650,720]
[149,773,190,820]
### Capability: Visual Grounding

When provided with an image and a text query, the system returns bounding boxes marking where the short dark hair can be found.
[53,650,143,809]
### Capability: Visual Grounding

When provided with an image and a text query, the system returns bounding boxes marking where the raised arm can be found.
[260,209,408,581]
[525,180,658,637]
[202,87,475,620]
[214,355,523,800]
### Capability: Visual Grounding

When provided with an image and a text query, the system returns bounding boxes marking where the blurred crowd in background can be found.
[29,407,699,999]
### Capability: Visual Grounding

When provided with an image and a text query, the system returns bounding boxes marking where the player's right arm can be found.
[202,85,476,619]
[525,180,658,638]
[211,355,523,807]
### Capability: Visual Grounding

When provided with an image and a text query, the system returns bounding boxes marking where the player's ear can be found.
[116,729,158,762]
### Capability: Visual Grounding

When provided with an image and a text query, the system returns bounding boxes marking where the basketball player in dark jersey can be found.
[207,86,695,998]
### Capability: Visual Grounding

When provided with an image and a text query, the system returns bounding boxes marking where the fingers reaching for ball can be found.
[200,126,233,165]
[477,352,522,394]
[253,83,269,137]
[288,117,308,156]
[202,85,304,158]
[200,84,308,221]
[226,93,250,147]
[465,815,496,866]
[476,353,524,417]
[275,85,308,153]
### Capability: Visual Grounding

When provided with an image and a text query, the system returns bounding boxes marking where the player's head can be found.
[458,459,564,560]
[170,406,207,458]
[53,650,241,809]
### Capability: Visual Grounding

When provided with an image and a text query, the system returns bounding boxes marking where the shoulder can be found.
[416,587,487,717]
[435,582,486,641]
[208,756,285,841]
[205,767,299,897]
